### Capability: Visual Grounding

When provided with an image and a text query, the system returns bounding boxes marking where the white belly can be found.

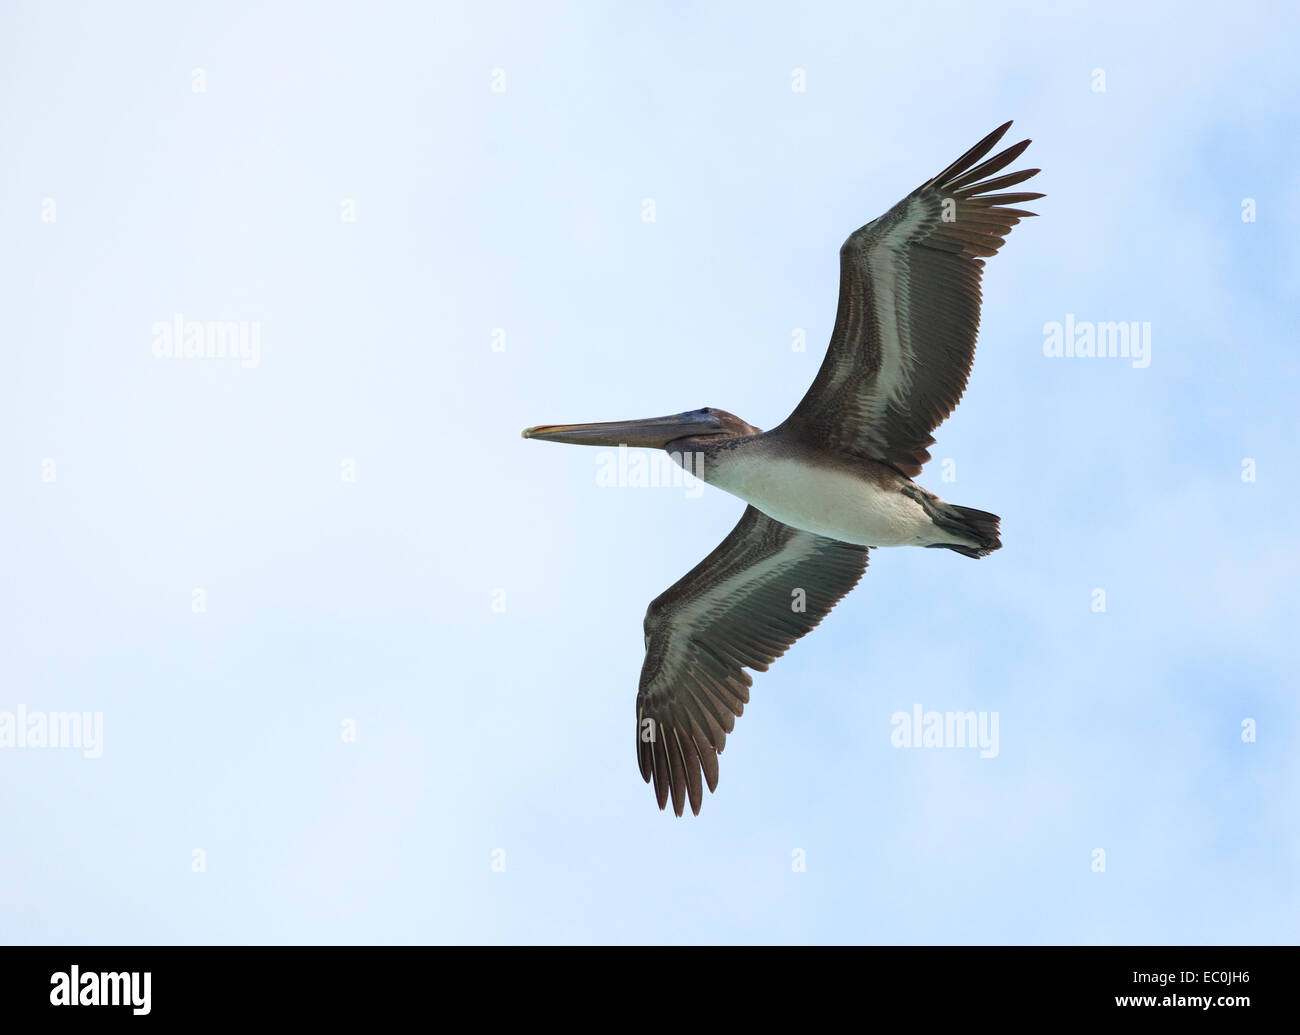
[707,455,937,547]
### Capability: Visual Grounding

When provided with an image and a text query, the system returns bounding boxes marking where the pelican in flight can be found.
[523,123,1042,815]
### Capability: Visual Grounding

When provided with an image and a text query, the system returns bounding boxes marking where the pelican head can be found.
[522,407,759,450]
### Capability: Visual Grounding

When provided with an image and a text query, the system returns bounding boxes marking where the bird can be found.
[522,122,1042,816]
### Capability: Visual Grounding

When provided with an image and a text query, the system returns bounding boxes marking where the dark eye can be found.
[701,407,712,414]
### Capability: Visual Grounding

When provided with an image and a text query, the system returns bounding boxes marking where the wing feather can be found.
[777,122,1043,477]
[636,506,869,815]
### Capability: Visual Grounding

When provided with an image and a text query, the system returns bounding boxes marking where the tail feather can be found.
[927,503,1002,559]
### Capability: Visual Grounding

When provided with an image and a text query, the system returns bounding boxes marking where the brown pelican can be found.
[523,123,1042,816]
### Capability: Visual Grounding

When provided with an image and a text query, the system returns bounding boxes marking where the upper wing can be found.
[777,122,1043,477]
[636,505,869,816]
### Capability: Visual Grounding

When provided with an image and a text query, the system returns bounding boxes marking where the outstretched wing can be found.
[777,121,1043,477]
[636,506,869,816]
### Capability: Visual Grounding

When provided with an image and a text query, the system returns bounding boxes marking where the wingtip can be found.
[984,121,1014,148]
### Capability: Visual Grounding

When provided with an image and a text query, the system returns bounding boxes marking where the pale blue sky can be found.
[1,1,1297,944]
